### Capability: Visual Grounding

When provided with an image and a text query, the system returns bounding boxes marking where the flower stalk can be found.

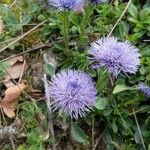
[63,11,69,50]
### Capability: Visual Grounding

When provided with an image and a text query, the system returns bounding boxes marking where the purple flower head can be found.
[49,70,97,119]
[48,0,85,11]
[89,37,141,77]
[138,83,150,97]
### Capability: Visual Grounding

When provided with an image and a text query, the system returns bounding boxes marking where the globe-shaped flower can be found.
[89,37,141,76]
[48,0,85,11]
[138,83,150,97]
[49,70,97,119]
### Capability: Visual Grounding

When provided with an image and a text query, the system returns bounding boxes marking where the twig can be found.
[0,109,7,125]
[18,60,26,84]
[9,136,15,150]
[111,141,120,150]
[43,74,56,150]
[0,20,47,53]
[107,0,132,37]
[20,11,25,53]
[0,142,5,149]
[0,43,52,63]
[94,132,103,150]
[3,24,39,27]
[91,117,95,150]
[132,108,146,150]
[10,0,18,8]
[143,39,150,42]
[0,37,17,45]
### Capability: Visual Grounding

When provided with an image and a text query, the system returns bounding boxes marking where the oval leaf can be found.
[43,64,56,77]
[71,123,88,144]
[95,98,107,110]
[113,84,134,94]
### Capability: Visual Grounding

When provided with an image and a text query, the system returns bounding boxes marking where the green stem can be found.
[80,5,91,45]
[63,11,69,50]
[80,12,87,45]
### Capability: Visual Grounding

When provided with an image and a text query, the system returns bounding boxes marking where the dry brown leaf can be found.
[4,58,27,87]
[2,105,16,118]
[0,16,3,35]
[4,62,25,82]
[8,56,24,66]
[0,82,26,118]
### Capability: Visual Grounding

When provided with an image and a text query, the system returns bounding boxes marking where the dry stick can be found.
[43,74,56,150]
[0,37,17,45]
[9,136,15,150]
[0,43,52,63]
[94,132,103,150]
[10,0,18,8]
[132,108,146,150]
[111,141,120,150]
[18,60,26,84]
[107,0,132,37]
[143,39,150,42]
[91,118,95,150]
[20,11,25,52]
[0,20,47,53]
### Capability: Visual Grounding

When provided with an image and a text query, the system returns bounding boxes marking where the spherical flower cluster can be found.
[48,70,97,119]
[89,36,141,76]
[138,83,150,97]
[48,0,85,11]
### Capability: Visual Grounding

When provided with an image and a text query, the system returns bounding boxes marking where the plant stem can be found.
[63,11,69,50]
[133,108,146,150]
[80,5,91,45]
[43,74,56,150]
[80,12,87,45]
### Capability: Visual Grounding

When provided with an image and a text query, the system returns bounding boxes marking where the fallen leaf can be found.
[4,62,25,82]
[8,56,24,66]
[3,57,27,87]
[0,82,26,118]
[2,105,16,118]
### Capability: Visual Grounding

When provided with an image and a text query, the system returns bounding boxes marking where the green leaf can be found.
[54,42,66,51]
[128,17,139,24]
[103,109,113,117]
[112,120,118,133]
[0,62,10,76]
[128,3,138,17]
[86,69,97,77]
[113,84,134,94]
[96,69,108,92]
[95,98,107,110]
[71,123,88,144]
[43,64,56,77]
[22,15,32,24]
[134,131,141,144]
[119,21,129,38]
[140,7,150,21]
